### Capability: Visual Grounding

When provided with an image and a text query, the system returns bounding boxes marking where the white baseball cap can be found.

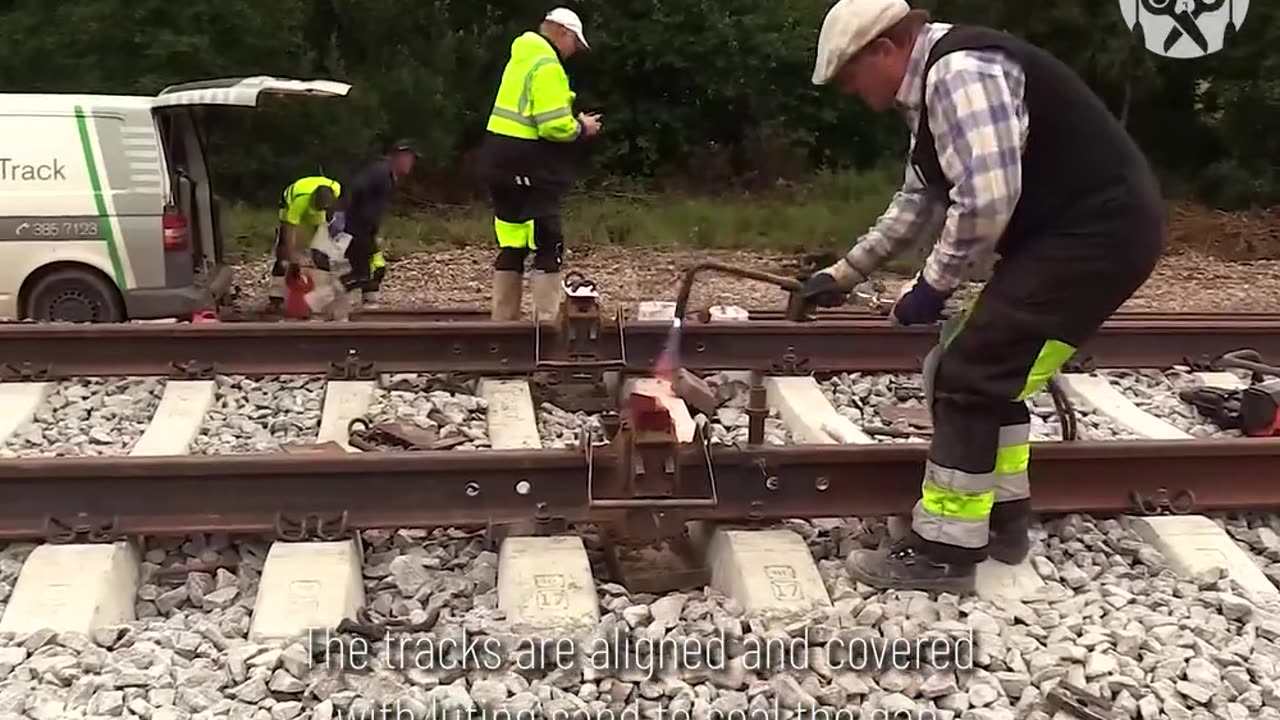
[812,0,910,85]
[545,7,590,50]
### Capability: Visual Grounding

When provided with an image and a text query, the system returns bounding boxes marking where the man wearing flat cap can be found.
[800,0,1164,593]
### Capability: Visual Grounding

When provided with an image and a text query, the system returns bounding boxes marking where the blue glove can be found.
[890,277,949,326]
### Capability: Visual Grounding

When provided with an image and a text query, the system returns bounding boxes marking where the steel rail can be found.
[346,308,1280,324]
[1,316,1278,378]
[0,439,1276,540]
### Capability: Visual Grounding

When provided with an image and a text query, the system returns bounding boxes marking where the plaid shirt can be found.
[845,23,1029,293]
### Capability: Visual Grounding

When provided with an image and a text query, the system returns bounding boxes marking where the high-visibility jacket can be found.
[278,176,342,235]
[473,32,586,190]
[487,32,581,142]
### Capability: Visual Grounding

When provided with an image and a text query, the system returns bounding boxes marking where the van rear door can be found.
[150,76,351,300]
[151,76,351,109]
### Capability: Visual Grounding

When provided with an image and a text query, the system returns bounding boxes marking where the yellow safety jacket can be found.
[474,32,586,193]
[486,32,581,142]
[279,176,342,235]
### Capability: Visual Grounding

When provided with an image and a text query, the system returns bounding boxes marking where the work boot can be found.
[530,271,564,324]
[987,499,1032,565]
[846,535,976,594]
[491,271,523,321]
[363,290,380,308]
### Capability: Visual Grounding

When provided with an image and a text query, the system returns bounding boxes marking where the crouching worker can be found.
[800,0,1163,592]
[266,175,352,320]
[340,141,417,309]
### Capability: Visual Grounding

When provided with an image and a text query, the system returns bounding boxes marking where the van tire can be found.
[25,268,125,323]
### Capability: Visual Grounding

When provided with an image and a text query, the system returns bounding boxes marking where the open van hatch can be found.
[151,76,351,314]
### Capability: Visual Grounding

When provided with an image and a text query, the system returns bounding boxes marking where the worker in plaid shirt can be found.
[801,0,1164,593]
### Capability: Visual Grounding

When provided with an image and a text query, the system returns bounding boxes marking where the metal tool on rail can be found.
[1181,349,1280,436]
[670,262,1080,440]
[346,417,468,451]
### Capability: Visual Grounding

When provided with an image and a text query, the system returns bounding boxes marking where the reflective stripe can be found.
[994,422,1030,500]
[920,479,994,519]
[995,471,1030,502]
[532,107,574,124]
[491,107,536,128]
[517,57,557,113]
[913,459,995,547]
[1016,340,1077,400]
[913,496,990,548]
[495,217,534,250]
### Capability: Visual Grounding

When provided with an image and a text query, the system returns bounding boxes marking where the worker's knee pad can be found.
[494,247,528,272]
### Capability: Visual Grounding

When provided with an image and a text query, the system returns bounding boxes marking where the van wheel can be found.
[25,269,125,323]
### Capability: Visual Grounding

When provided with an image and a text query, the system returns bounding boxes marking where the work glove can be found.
[890,275,949,326]
[799,258,863,308]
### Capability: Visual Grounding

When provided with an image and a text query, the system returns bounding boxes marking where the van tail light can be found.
[163,206,189,252]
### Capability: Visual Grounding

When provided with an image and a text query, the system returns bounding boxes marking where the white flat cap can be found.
[812,0,910,85]
[546,7,590,50]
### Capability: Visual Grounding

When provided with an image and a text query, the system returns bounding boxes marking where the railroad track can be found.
[0,304,1278,720]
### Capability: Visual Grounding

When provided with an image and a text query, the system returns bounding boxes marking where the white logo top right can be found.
[1119,0,1249,58]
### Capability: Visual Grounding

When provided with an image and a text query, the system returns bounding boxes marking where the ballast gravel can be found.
[191,376,324,454]
[819,372,1140,442]
[2,377,1272,719]
[702,372,792,445]
[1103,368,1243,438]
[0,377,165,457]
[537,402,605,450]
[366,374,490,450]
[2,513,1279,720]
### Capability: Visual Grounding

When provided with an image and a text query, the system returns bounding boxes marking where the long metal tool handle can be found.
[672,260,803,320]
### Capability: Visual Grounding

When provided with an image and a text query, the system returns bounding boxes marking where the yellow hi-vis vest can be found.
[486,32,581,143]
[279,176,342,231]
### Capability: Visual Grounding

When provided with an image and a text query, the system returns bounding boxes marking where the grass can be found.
[222,167,905,261]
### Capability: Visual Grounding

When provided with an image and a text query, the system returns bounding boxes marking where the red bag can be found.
[284,267,315,319]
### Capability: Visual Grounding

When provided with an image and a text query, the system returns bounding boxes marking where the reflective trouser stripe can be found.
[495,217,535,250]
[1016,339,1077,400]
[995,423,1030,501]
[369,250,386,273]
[912,460,995,548]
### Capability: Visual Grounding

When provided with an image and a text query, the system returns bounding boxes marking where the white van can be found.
[0,76,350,322]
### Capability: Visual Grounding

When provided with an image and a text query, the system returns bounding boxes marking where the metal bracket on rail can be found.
[1127,488,1196,516]
[587,395,717,514]
[768,349,812,376]
[2,363,54,382]
[273,511,351,541]
[327,355,378,381]
[586,392,718,592]
[534,273,628,412]
[43,515,122,544]
[168,360,215,381]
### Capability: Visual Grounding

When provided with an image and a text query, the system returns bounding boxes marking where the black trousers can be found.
[341,230,379,292]
[914,199,1164,563]
[490,183,565,273]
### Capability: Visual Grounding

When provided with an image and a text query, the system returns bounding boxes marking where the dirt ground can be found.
[227,246,1280,315]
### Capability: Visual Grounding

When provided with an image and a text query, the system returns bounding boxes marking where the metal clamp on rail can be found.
[534,273,629,412]
[586,391,718,536]
[273,511,350,541]
[1127,488,1196,516]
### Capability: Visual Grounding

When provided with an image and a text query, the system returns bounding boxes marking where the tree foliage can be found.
[0,0,1275,208]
